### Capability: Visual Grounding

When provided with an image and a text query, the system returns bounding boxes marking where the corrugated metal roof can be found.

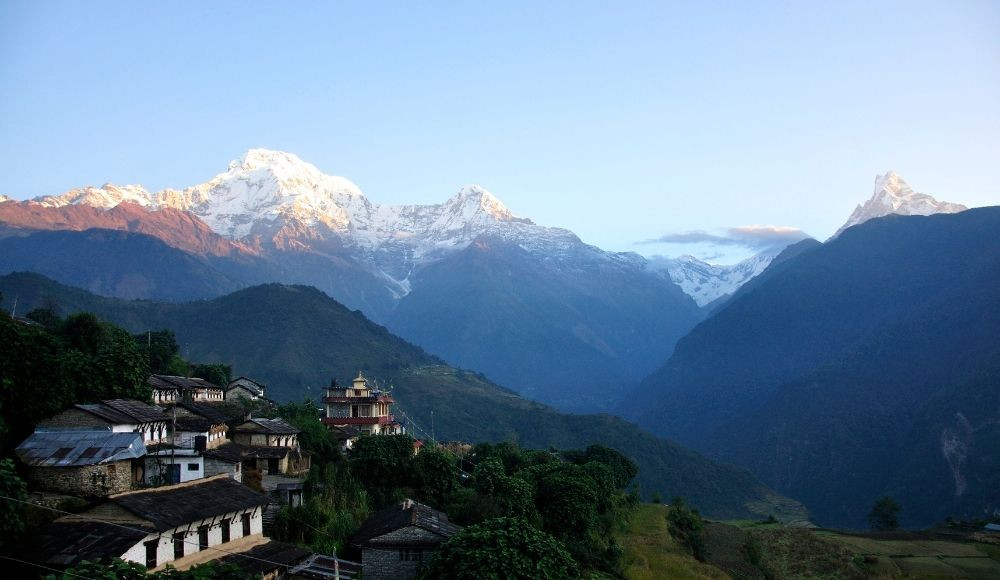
[15,430,147,467]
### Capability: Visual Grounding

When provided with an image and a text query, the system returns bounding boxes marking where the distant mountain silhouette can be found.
[625,207,1000,527]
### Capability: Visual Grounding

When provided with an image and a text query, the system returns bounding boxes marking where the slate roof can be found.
[174,415,215,433]
[15,430,147,467]
[227,376,266,396]
[110,475,268,531]
[149,374,224,391]
[102,399,170,423]
[216,540,312,576]
[176,401,230,424]
[235,417,300,435]
[328,425,361,440]
[352,499,462,546]
[25,520,152,567]
[74,403,136,425]
[202,441,245,463]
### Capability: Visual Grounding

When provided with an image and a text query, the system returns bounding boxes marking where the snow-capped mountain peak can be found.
[833,171,967,238]
[447,184,515,221]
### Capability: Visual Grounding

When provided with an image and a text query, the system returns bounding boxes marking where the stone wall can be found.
[29,461,134,496]
[361,526,443,580]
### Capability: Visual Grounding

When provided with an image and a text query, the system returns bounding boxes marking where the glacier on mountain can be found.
[647,250,780,307]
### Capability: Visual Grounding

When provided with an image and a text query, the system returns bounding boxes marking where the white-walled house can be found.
[143,446,204,485]
[29,475,268,572]
[39,399,170,445]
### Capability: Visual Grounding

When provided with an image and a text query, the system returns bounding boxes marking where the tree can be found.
[191,363,232,387]
[668,497,707,562]
[868,496,901,531]
[350,434,417,507]
[412,444,459,507]
[0,458,27,549]
[418,517,579,580]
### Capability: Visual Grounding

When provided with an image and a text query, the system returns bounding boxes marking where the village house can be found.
[351,498,462,580]
[322,374,406,436]
[226,376,267,402]
[149,374,226,403]
[15,429,147,496]
[28,475,269,572]
[201,441,244,482]
[232,418,311,476]
[39,399,170,444]
[171,401,231,449]
[143,444,204,485]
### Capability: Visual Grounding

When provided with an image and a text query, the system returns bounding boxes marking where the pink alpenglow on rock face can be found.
[833,171,967,239]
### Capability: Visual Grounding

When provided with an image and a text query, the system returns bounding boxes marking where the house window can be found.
[221,518,231,543]
[187,463,199,471]
[198,526,209,551]
[145,540,158,568]
[173,532,185,559]
[399,548,422,561]
[242,513,252,537]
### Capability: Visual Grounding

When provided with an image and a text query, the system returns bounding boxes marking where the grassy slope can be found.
[620,504,728,580]
[0,272,804,521]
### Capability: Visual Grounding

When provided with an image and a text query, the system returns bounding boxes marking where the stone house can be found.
[226,376,266,401]
[202,442,244,482]
[28,475,269,572]
[149,375,181,405]
[351,498,462,580]
[15,429,147,496]
[149,374,225,403]
[40,399,170,444]
[232,418,310,476]
[322,374,406,436]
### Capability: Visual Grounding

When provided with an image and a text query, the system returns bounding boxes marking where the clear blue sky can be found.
[2,1,998,262]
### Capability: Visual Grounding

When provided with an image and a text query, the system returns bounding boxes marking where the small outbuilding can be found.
[351,498,462,580]
[15,429,147,496]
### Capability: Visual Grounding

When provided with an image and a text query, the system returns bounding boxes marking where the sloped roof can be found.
[202,441,245,463]
[110,475,268,531]
[74,403,136,425]
[228,376,266,396]
[149,374,224,391]
[102,399,170,423]
[328,425,361,440]
[216,540,312,576]
[176,401,230,424]
[16,430,147,467]
[235,417,300,435]
[174,416,214,433]
[352,499,461,546]
[25,520,152,567]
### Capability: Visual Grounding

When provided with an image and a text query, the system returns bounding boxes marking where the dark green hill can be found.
[625,207,1000,527]
[0,228,242,302]
[0,272,804,522]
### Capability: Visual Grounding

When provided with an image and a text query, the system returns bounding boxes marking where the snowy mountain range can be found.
[30,149,589,298]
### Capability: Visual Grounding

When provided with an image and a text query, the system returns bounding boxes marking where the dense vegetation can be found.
[626,208,1000,527]
[0,273,805,521]
[270,432,639,577]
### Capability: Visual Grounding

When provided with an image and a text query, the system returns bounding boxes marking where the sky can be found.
[1,1,998,263]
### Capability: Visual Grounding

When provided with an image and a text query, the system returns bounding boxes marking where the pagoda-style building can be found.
[322,373,406,436]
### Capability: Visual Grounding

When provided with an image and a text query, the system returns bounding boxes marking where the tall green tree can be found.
[418,517,579,580]
[868,496,901,531]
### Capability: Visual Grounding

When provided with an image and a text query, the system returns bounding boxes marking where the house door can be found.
[168,464,181,484]
[267,458,279,473]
